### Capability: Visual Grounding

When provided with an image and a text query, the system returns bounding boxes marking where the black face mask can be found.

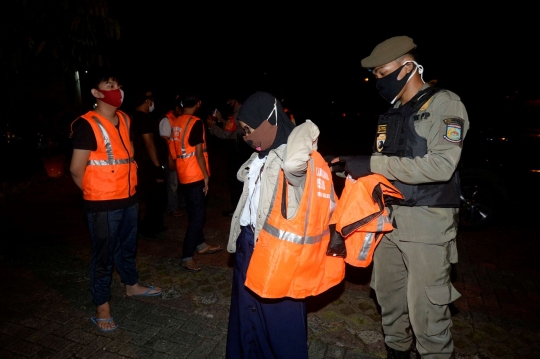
[376,63,413,104]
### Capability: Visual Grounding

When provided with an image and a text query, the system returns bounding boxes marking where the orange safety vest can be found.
[245,150,345,299]
[330,174,404,267]
[75,110,137,201]
[223,114,237,132]
[164,110,177,157]
[172,115,210,184]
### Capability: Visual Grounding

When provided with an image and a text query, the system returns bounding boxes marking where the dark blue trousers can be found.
[226,226,309,359]
[180,180,206,260]
[87,203,139,306]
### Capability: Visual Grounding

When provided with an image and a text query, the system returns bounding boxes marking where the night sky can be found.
[76,5,536,154]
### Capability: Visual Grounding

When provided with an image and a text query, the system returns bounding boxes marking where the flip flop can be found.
[181,259,201,272]
[90,316,118,333]
[197,244,223,255]
[127,285,162,297]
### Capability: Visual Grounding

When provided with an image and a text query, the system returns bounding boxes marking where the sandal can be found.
[181,259,201,272]
[197,244,223,255]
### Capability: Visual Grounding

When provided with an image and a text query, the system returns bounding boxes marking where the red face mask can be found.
[98,88,124,108]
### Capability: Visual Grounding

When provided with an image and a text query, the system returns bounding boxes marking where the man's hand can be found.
[203,176,209,195]
[215,110,225,123]
[332,155,372,179]
[154,165,166,183]
[206,115,216,128]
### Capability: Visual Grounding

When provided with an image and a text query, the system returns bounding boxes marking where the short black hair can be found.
[134,89,154,107]
[91,69,121,89]
[177,93,201,109]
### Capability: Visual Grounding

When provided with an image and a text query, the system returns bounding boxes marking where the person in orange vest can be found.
[158,94,186,217]
[225,91,345,359]
[69,70,162,333]
[168,93,222,272]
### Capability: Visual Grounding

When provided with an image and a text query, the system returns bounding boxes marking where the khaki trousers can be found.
[371,233,460,359]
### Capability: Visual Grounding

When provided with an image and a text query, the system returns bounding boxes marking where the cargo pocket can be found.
[424,283,461,336]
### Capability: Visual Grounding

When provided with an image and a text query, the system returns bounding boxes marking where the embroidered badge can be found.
[376,125,387,152]
[443,118,463,143]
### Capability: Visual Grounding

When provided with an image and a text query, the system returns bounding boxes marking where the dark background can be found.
[3,3,539,180]
[104,7,537,157]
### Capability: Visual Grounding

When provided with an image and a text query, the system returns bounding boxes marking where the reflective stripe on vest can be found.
[173,115,210,184]
[86,114,135,166]
[245,150,345,299]
[330,174,403,267]
[176,117,208,159]
[76,110,137,201]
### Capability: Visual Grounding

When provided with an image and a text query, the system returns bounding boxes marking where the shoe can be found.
[127,285,162,297]
[221,209,234,217]
[90,316,118,333]
[181,259,201,272]
[197,244,223,255]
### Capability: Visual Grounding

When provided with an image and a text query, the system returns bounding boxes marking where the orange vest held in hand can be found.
[172,115,210,184]
[76,110,137,201]
[330,174,403,268]
[245,150,345,299]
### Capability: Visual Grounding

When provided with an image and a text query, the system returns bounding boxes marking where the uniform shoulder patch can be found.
[442,118,464,143]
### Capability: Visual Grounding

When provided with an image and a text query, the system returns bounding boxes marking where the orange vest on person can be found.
[245,150,345,299]
[223,114,237,132]
[172,115,210,184]
[330,174,404,267]
[75,110,137,201]
[164,110,177,157]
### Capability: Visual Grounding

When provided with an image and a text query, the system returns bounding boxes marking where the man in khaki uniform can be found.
[329,36,468,358]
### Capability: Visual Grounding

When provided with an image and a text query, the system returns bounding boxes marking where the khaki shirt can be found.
[370,84,469,243]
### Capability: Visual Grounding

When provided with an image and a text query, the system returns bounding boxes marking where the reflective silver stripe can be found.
[303,157,314,238]
[180,117,193,157]
[377,214,390,231]
[87,114,132,166]
[262,221,329,245]
[357,216,389,261]
[92,116,114,163]
[358,232,374,261]
[177,148,208,159]
[118,111,130,131]
[178,152,195,159]
[329,184,336,213]
[88,157,135,166]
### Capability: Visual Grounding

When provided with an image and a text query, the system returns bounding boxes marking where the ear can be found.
[91,89,103,99]
[404,61,415,73]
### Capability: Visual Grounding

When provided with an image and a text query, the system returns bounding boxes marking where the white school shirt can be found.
[239,155,267,228]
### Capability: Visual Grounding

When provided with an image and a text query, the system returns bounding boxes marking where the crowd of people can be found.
[69,35,468,359]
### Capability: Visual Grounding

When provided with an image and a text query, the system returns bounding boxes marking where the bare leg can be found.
[95,302,116,331]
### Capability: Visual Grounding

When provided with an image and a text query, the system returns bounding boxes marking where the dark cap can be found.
[361,36,417,69]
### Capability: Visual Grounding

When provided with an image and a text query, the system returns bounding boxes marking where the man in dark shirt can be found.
[130,90,166,238]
